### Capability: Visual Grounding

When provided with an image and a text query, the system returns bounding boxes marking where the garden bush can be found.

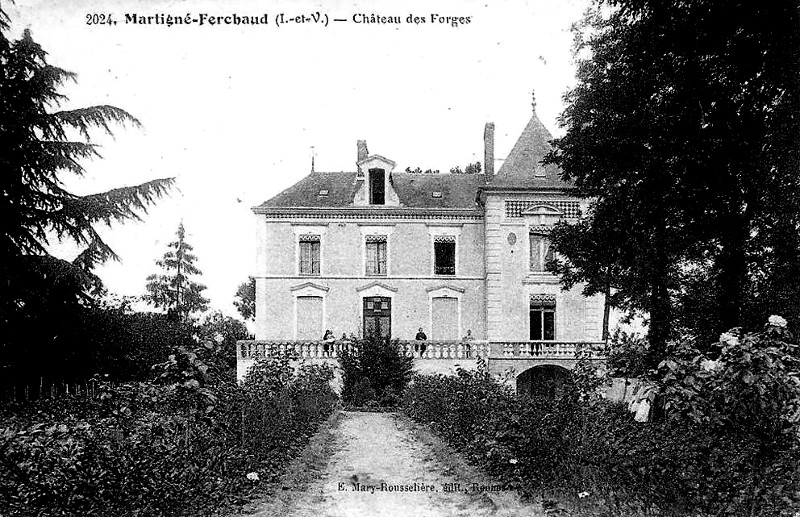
[0,341,337,516]
[403,326,800,516]
[339,336,413,407]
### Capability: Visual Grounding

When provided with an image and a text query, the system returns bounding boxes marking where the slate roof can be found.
[488,111,572,190]
[256,171,486,210]
[255,108,570,211]
[257,171,358,208]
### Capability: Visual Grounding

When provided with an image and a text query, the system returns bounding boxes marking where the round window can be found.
[507,232,517,245]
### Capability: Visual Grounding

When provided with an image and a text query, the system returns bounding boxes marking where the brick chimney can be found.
[484,123,495,176]
[357,140,369,163]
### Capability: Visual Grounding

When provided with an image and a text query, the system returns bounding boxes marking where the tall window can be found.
[299,235,320,275]
[530,295,556,340]
[433,236,456,275]
[369,169,385,205]
[530,232,554,272]
[365,235,387,275]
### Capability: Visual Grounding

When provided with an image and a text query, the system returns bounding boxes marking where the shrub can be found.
[403,345,800,515]
[606,329,649,378]
[339,336,414,407]
[0,343,338,516]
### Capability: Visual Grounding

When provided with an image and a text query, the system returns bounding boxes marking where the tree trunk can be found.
[716,210,748,333]
[602,281,611,343]
[647,225,672,368]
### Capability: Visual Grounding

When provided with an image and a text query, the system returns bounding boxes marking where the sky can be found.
[6,0,590,318]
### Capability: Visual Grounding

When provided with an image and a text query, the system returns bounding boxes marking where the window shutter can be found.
[377,241,387,274]
[311,242,320,275]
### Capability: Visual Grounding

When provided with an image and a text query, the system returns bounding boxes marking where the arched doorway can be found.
[516,365,572,399]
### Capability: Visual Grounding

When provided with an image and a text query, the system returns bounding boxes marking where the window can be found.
[299,235,320,275]
[369,169,385,205]
[530,233,554,272]
[530,295,556,341]
[365,235,387,275]
[434,235,456,275]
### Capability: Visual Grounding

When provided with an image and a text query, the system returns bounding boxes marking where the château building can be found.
[239,99,605,395]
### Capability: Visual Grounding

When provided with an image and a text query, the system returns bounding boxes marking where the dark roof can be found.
[256,171,486,209]
[257,171,358,208]
[391,172,485,208]
[488,111,572,190]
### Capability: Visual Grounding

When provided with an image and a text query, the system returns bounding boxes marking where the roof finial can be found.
[310,145,315,173]
[531,90,537,113]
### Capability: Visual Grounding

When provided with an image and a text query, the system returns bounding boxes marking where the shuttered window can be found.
[365,235,387,276]
[299,235,320,275]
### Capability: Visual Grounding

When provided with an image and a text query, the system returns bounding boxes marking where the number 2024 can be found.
[86,14,113,25]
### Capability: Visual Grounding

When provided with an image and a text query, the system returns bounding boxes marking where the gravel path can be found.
[278,411,544,517]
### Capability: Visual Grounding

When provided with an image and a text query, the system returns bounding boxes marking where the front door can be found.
[363,296,391,339]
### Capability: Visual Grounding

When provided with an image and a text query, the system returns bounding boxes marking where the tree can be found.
[449,161,482,174]
[234,276,255,320]
[545,1,800,364]
[0,14,174,383]
[144,223,208,319]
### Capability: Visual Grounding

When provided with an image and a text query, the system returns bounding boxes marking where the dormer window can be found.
[369,169,385,205]
[432,191,442,198]
[318,189,329,196]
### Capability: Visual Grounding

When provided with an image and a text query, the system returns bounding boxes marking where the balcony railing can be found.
[237,339,604,361]
[490,341,605,359]
[238,340,490,361]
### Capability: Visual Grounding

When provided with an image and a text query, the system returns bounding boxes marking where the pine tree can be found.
[144,223,209,319]
[0,14,174,361]
[0,12,175,390]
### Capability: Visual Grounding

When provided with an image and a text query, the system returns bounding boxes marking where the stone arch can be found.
[516,364,572,399]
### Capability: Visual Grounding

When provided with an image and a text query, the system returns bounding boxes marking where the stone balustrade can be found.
[491,341,605,359]
[237,339,603,361]
[237,339,491,361]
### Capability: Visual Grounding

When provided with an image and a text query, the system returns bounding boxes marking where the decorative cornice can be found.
[356,281,398,293]
[253,206,483,221]
[426,285,466,294]
[480,185,577,193]
[289,282,329,292]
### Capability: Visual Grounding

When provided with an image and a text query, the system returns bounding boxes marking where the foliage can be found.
[339,336,414,407]
[234,276,256,320]
[83,307,195,382]
[404,358,800,515]
[545,1,800,363]
[606,329,649,378]
[196,311,251,380]
[0,19,173,377]
[241,358,337,458]
[571,345,611,402]
[449,161,482,174]
[404,167,440,174]
[656,321,800,444]
[144,222,209,319]
[0,343,337,516]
